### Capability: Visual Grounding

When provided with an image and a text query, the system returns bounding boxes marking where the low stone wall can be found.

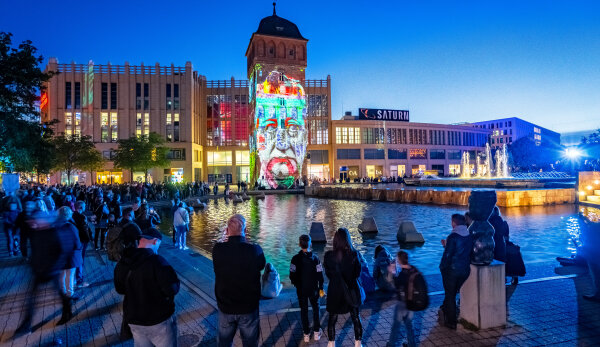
[304,186,575,207]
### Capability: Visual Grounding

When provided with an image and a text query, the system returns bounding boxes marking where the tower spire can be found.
[273,1,276,15]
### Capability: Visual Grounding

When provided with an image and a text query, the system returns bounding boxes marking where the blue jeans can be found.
[217,309,260,347]
[129,315,178,347]
[388,302,416,347]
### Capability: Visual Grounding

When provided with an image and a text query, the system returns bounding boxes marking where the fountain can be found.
[461,151,471,178]
[493,144,510,178]
[485,143,492,178]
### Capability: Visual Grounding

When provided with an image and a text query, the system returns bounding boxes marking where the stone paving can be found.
[1,232,600,346]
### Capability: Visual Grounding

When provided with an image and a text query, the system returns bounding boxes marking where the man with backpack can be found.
[106,207,141,262]
[388,251,427,347]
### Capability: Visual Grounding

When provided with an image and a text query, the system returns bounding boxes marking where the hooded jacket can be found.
[114,248,180,326]
[439,225,473,274]
[289,250,324,297]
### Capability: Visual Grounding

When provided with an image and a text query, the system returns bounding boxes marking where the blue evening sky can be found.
[2,0,599,133]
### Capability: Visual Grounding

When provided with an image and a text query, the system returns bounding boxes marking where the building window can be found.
[74,112,81,137]
[166,113,172,141]
[101,83,108,109]
[166,84,172,110]
[364,149,385,160]
[448,150,461,160]
[388,149,407,159]
[110,83,117,109]
[136,83,141,110]
[409,148,427,159]
[74,82,81,109]
[337,149,361,160]
[207,151,233,166]
[430,149,445,160]
[64,112,72,136]
[308,150,329,164]
[167,148,186,160]
[101,112,109,142]
[174,113,180,142]
[65,82,72,109]
[136,113,142,137]
[174,84,179,110]
[110,112,118,142]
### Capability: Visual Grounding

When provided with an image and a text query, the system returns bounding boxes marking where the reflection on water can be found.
[160,195,585,279]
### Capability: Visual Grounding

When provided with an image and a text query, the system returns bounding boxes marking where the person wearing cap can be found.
[114,228,180,346]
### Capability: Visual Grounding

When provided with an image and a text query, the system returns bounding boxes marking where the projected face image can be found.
[255,71,307,188]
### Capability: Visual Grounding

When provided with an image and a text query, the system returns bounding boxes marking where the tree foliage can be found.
[52,135,104,184]
[113,132,170,182]
[0,32,55,172]
[508,137,561,172]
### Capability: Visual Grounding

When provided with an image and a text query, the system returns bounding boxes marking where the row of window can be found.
[336,127,489,147]
[64,111,181,143]
[474,120,513,129]
[102,148,186,161]
[336,148,465,161]
[65,82,180,111]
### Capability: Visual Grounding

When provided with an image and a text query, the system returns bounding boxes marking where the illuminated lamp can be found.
[595,180,599,185]
[578,191,585,196]
[587,185,593,190]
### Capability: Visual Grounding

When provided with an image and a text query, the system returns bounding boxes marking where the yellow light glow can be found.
[595,180,599,185]
[587,185,593,190]
[579,191,585,196]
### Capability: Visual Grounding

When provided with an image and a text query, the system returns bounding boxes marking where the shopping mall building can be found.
[41,7,492,185]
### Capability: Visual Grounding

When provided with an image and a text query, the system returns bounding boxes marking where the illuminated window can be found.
[65,112,72,136]
[136,113,142,137]
[166,84,172,110]
[166,113,172,141]
[75,112,81,137]
[101,112,109,142]
[342,127,348,144]
[336,127,341,144]
[207,151,233,166]
[110,112,118,142]
[235,151,250,165]
[144,113,149,135]
[409,148,427,159]
[449,164,461,175]
[174,113,180,142]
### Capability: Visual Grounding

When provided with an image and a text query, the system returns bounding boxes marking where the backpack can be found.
[405,267,429,311]
[106,223,126,262]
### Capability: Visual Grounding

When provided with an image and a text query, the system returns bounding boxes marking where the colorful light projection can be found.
[253,70,307,188]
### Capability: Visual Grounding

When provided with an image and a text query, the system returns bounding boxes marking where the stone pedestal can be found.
[309,222,327,243]
[396,221,425,243]
[358,217,378,233]
[459,261,506,329]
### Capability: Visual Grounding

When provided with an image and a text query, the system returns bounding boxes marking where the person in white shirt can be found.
[173,202,190,250]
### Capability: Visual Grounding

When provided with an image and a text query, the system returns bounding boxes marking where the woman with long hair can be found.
[323,228,363,347]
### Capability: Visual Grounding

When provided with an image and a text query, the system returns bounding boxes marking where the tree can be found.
[52,135,104,184]
[113,132,170,182]
[0,32,55,172]
[508,137,561,172]
[31,122,57,182]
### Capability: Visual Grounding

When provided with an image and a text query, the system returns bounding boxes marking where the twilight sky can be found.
[2,0,599,133]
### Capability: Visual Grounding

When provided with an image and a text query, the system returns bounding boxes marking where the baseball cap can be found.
[141,227,163,241]
[121,223,142,244]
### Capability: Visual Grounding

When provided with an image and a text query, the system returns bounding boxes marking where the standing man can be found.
[72,201,92,288]
[114,228,180,346]
[212,214,266,347]
[439,214,473,329]
[580,213,600,302]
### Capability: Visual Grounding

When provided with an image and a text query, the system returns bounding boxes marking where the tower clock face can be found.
[253,70,307,188]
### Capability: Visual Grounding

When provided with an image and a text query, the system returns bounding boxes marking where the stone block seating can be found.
[309,222,327,243]
[358,217,378,233]
[459,261,507,329]
[396,221,425,243]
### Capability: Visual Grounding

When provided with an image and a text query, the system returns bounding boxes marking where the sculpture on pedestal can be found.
[468,190,496,265]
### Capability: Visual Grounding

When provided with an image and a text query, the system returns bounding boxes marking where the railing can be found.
[205,80,249,88]
[55,64,187,76]
[510,171,574,179]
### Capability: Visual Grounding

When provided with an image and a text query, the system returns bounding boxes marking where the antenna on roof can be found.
[273,1,276,15]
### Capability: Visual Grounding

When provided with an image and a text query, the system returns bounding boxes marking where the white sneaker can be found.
[182,246,189,250]
[303,334,310,343]
[314,329,323,341]
[327,341,335,347]
[354,341,362,347]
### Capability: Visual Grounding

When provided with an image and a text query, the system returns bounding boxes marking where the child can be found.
[388,251,418,347]
[290,234,325,343]
[261,263,283,298]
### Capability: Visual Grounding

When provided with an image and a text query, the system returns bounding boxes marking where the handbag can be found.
[335,255,363,307]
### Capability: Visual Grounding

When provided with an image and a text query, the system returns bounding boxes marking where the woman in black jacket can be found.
[323,228,363,347]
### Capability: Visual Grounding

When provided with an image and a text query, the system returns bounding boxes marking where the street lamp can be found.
[565,147,582,160]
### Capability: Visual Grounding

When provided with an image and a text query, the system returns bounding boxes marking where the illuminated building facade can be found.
[469,117,560,148]
[332,113,492,180]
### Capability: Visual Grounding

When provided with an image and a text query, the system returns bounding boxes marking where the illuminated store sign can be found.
[252,69,308,189]
[409,148,427,159]
[40,93,48,109]
[359,108,409,122]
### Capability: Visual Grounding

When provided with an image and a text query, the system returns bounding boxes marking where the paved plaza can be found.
[1,233,599,347]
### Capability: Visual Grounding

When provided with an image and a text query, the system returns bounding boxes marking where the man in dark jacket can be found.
[389,251,416,347]
[56,207,82,302]
[15,211,72,335]
[488,206,507,262]
[212,214,265,347]
[290,234,324,342]
[439,214,473,329]
[579,213,600,302]
[73,200,92,287]
[114,228,180,346]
